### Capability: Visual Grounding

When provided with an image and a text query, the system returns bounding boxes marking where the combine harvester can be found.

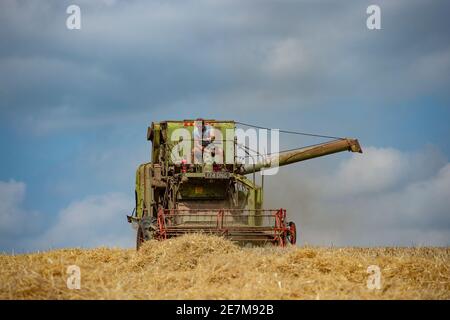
[127,119,362,249]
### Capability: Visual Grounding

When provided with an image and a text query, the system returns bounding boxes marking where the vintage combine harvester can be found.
[127,119,362,249]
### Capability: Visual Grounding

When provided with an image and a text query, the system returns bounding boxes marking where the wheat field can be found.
[0,234,449,300]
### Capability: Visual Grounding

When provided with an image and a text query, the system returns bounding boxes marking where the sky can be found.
[0,0,449,252]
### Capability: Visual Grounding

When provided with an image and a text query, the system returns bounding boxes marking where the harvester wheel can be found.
[287,221,297,245]
[136,216,157,250]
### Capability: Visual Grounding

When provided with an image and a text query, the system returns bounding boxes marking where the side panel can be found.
[135,163,153,219]
[235,175,264,226]
[143,163,153,217]
[135,165,144,218]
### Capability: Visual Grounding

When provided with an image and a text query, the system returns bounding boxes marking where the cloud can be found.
[330,146,448,196]
[264,38,310,77]
[30,193,135,250]
[333,147,407,195]
[1,0,449,133]
[0,180,27,235]
[0,180,135,252]
[265,146,450,246]
[0,180,43,251]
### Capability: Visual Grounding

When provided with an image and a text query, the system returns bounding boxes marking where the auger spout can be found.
[240,138,362,175]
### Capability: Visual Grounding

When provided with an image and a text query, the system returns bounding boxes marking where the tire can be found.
[287,221,297,245]
[136,216,157,250]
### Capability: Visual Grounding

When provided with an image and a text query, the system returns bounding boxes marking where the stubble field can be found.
[1,234,449,299]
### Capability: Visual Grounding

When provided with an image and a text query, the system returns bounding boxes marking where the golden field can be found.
[1,234,449,299]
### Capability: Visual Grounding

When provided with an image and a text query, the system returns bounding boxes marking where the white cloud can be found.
[0,180,44,252]
[265,38,310,77]
[265,146,450,246]
[31,193,135,250]
[0,180,135,252]
[333,147,407,195]
[0,180,27,234]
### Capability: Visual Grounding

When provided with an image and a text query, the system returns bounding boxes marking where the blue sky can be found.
[0,0,449,251]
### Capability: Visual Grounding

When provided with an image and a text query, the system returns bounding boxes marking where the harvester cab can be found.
[127,119,362,249]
